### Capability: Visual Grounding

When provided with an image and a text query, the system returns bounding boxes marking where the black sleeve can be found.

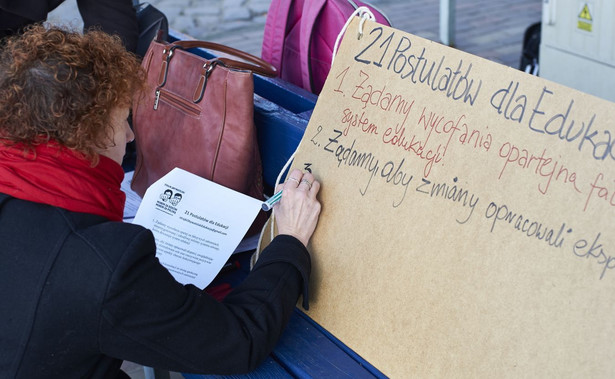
[76,0,138,53]
[99,231,311,375]
[246,234,311,309]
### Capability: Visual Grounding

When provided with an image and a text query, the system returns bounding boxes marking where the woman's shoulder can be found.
[62,210,156,268]
[0,193,157,275]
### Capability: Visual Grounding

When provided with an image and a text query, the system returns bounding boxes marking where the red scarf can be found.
[0,141,125,221]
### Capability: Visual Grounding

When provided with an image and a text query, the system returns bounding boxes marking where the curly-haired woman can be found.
[0,25,321,378]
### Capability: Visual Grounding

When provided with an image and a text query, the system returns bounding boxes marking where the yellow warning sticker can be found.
[578,2,593,32]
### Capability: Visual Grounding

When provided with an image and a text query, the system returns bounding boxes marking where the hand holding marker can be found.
[261,171,315,211]
[262,190,282,211]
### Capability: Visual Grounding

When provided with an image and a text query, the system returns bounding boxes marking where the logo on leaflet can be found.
[156,186,184,215]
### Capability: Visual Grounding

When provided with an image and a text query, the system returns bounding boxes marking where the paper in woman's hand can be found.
[133,168,262,289]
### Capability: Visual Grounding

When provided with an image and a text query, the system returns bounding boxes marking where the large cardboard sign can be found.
[290,18,615,377]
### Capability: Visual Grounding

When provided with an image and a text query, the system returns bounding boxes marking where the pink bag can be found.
[262,0,391,95]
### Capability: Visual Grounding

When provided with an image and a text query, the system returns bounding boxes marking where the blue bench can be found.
[169,33,387,378]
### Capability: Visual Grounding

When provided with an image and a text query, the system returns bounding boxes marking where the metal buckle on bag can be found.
[192,59,224,103]
[157,45,180,88]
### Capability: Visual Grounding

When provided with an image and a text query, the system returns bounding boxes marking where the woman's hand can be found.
[273,169,321,247]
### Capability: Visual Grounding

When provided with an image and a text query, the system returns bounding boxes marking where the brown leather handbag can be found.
[131,37,277,211]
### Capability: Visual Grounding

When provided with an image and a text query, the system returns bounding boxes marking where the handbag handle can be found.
[170,40,277,77]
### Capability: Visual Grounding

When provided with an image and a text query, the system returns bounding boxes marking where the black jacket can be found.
[0,0,138,52]
[0,194,310,378]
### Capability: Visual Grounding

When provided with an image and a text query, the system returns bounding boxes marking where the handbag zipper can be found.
[153,88,201,117]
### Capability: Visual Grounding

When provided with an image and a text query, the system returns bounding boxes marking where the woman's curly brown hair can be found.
[0,24,146,160]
